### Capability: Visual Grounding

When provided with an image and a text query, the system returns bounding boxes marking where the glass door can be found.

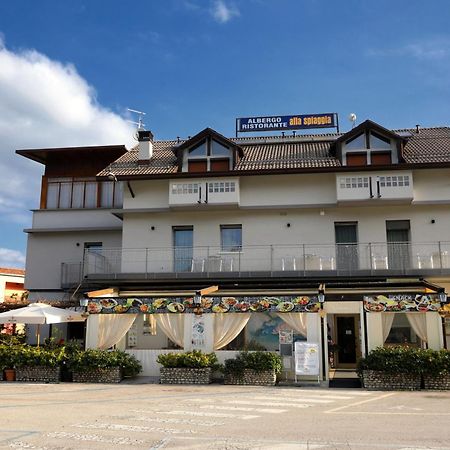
[386,220,410,271]
[335,223,359,271]
[335,315,359,367]
[173,227,193,272]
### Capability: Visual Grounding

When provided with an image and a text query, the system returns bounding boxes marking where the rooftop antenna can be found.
[127,108,146,129]
[348,113,357,129]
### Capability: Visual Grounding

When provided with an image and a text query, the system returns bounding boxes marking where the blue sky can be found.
[0,0,449,266]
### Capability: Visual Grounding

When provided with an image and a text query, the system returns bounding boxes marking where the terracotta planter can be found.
[423,373,450,390]
[362,370,421,390]
[4,369,16,382]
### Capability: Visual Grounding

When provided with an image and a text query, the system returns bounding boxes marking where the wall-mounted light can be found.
[431,219,436,224]
[439,292,447,304]
[150,226,155,231]
[286,223,291,228]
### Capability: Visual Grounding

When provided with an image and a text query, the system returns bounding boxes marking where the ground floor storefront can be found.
[81,279,448,383]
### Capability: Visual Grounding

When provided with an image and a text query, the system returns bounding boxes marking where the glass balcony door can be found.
[335,222,359,271]
[173,227,193,272]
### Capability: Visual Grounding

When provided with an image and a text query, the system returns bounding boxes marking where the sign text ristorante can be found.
[237,113,336,133]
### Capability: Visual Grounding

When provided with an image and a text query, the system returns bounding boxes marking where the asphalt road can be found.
[0,382,449,449]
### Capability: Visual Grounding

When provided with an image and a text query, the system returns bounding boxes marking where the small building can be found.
[17,119,450,382]
[0,267,25,303]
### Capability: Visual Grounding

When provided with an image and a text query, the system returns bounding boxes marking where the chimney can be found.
[138,130,154,162]
[415,124,420,134]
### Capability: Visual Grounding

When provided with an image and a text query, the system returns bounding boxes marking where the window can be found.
[84,242,103,254]
[186,138,232,173]
[208,181,236,193]
[221,225,242,252]
[339,177,369,189]
[343,129,393,167]
[171,183,200,195]
[379,175,410,187]
[345,133,366,150]
[45,178,122,209]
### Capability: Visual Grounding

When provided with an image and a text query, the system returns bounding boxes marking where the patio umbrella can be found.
[0,302,86,346]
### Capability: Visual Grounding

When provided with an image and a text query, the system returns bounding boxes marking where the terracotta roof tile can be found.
[0,267,25,276]
[98,127,450,177]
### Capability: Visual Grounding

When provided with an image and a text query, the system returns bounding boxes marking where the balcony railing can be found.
[59,241,450,285]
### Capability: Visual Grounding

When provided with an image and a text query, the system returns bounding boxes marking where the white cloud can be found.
[0,38,135,228]
[210,0,240,23]
[0,37,135,268]
[367,37,450,61]
[0,248,25,268]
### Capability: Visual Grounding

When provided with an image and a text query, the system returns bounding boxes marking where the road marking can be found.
[156,410,260,420]
[389,405,423,411]
[275,389,373,396]
[118,414,224,426]
[199,404,287,413]
[149,437,172,450]
[324,392,396,414]
[47,431,145,445]
[250,396,334,404]
[74,422,197,434]
[227,400,311,408]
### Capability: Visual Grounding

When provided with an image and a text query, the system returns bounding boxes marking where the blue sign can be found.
[237,113,336,132]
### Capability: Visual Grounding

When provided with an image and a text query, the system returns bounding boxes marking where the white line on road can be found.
[155,410,260,420]
[324,392,396,414]
[73,422,197,435]
[227,400,312,408]
[250,396,334,404]
[199,404,287,413]
[149,437,172,450]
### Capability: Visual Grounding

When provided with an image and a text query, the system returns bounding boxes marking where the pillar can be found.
[426,312,444,350]
[366,313,384,351]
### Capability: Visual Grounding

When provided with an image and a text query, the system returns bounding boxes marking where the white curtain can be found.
[381,313,395,342]
[276,312,307,337]
[407,313,428,342]
[214,313,250,350]
[98,314,137,350]
[155,314,185,348]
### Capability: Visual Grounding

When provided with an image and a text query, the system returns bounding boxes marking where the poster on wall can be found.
[295,342,320,376]
[191,315,206,350]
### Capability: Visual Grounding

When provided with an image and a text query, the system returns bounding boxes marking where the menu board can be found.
[295,342,320,376]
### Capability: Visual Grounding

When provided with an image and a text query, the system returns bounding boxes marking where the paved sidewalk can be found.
[0,383,449,449]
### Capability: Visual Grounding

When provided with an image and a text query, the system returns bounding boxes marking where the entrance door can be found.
[336,315,359,367]
[386,220,410,271]
[173,227,193,272]
[335,222,359,271]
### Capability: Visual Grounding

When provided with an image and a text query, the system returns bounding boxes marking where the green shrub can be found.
[224,351,282,376]
[0,345,19,370]
[65,349,142,376]
[421,349,450,377]
[357,346,426,376]
[157,350,219,369]
[14,346,60,368]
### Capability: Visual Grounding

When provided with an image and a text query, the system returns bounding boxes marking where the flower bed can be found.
[224,368,276,386]
[73,367,122,383]
[362,370,421,390]
[160,367,212,384]
[16,366,61,383]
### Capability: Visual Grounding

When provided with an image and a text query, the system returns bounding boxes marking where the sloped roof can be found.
[97,126,450,178]
[0,267,25,276]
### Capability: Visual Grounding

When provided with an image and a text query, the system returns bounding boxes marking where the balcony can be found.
[336,171,413,203]
[60,241,450,287]
[169,178,239,207]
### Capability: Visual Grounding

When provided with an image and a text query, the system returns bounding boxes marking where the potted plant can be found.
[357,346,423,390]
[223,351,282,386]
[67,349,141,383]
[157,350,219,384]
[0,344,17,381]
[422,349,450,390]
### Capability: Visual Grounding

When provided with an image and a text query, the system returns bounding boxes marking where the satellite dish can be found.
[348,113,357,129]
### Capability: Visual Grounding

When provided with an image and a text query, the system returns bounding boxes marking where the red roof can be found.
[0,268,25,276]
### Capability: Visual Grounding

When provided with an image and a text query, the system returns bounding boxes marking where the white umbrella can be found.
[0,302,86,346]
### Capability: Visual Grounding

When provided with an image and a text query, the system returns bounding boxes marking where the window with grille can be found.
[379,175,410,187]
[171,183,200,195]
[208,181,236,193]
[339,177,370,189]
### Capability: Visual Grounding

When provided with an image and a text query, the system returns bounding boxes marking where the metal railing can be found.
[62,241,450,282]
